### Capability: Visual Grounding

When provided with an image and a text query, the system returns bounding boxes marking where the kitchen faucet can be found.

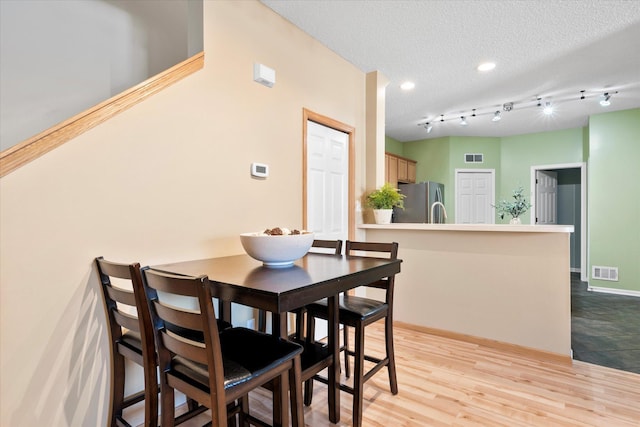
[430,202,448,223]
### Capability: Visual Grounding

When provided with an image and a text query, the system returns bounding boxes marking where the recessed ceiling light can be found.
[400,81,415,90]
[477,62,496,72]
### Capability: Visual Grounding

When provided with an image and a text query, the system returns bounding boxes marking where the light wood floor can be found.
[172,322,640,426]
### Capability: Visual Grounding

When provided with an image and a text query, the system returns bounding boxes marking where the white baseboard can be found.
[587,286,640,298]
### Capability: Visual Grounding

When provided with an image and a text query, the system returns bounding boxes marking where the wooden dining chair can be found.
[97,257,219,427]
[142,268,305,427]
[304,241,400,427]
[257,239,343,338]
[96,257,159,427]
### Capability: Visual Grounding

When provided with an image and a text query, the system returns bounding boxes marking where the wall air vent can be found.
[592,266,619,281]
[465,153,484,163]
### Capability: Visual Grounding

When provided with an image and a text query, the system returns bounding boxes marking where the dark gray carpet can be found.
[571,273,640,374]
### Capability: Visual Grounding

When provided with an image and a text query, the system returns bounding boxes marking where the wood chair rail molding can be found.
[0,52,205,178]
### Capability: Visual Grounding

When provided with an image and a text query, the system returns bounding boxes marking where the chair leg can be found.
[289,357,304,427]
[385,315,398,395]
[352,323,366,427]
[160,382,176,427]
[240,396,250,427]
[111,352,125,427]
[343,325,351,378]
[258,309,267,332]
[295,309,306,340]
[143,365,159,427]
[272,375,283,426]
[303,314,316,406]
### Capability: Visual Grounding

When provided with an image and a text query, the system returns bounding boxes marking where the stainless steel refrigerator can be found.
[393,181,446,223]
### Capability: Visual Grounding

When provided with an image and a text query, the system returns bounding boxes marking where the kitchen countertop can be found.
[359,223,574,233]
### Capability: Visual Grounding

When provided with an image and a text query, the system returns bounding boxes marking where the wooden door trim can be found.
[302,108,356,240]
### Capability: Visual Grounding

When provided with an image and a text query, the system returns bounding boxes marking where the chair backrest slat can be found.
[113,309,141,332]
[153,300,204,332]
[311,239,343,255]
[346,241,398,260]
[144,270,201,297]
[105,284,137,307]
[160,330,208,365]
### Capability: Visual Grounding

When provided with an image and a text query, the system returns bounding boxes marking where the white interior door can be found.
[455,170,495,224]
[306,120,349,239]
[306,120,349,339]
[536,170,558,224]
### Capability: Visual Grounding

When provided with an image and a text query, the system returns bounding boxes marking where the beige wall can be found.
[0,2,367,425]
[365,227,572,356]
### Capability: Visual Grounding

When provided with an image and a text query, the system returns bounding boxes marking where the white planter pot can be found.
[373,209,393,224]
[509,217,522,224]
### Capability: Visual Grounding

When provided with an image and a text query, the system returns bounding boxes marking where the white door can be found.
[306,120,349,340]
[455,170,495,224]
[306,120,349,239]
[536,170,558,224]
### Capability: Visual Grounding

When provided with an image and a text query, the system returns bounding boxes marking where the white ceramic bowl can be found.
[240,231,315,268]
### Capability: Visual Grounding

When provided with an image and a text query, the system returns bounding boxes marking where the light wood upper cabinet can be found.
[407,160,416,183]
[385,153,399,188]
[385,152,416,185]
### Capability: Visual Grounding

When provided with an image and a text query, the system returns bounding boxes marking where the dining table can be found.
[151,251,402,425]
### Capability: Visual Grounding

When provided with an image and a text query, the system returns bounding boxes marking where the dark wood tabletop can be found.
[151,252,402,424]
[151,252,401,315]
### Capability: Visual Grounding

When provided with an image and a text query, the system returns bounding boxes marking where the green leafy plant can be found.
[493,186,532,219]
[367,182,405,210]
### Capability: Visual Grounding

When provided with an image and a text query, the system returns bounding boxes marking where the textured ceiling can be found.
[261,0,640,141]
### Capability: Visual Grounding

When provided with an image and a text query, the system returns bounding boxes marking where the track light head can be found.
[423,122,433,133]
[543,101,554,115]
[503,102,513,112]
[460,116,468,126]
[492,111,501,122]
[600,92,611,106]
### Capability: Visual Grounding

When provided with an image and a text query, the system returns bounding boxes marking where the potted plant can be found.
[493,186,532,224]
[367,182,405,224]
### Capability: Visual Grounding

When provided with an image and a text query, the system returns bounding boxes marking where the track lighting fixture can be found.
[418,89,620,134]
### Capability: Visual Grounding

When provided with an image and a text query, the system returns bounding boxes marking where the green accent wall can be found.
[448,136,501,221]
[588,108,640,292]
[500,128,586,224]
[385,107,640,292]
[385,136,403,156]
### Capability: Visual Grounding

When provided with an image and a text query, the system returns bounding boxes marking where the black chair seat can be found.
[173,355,252,389]
[306,295,388,324]
[218,327,303,375]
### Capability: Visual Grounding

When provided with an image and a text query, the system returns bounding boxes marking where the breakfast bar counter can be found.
[360,223,574,357]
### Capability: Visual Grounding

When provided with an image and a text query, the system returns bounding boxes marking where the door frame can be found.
[454,169,496,224]
[302,108,355,240]
[530,162,587,281]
